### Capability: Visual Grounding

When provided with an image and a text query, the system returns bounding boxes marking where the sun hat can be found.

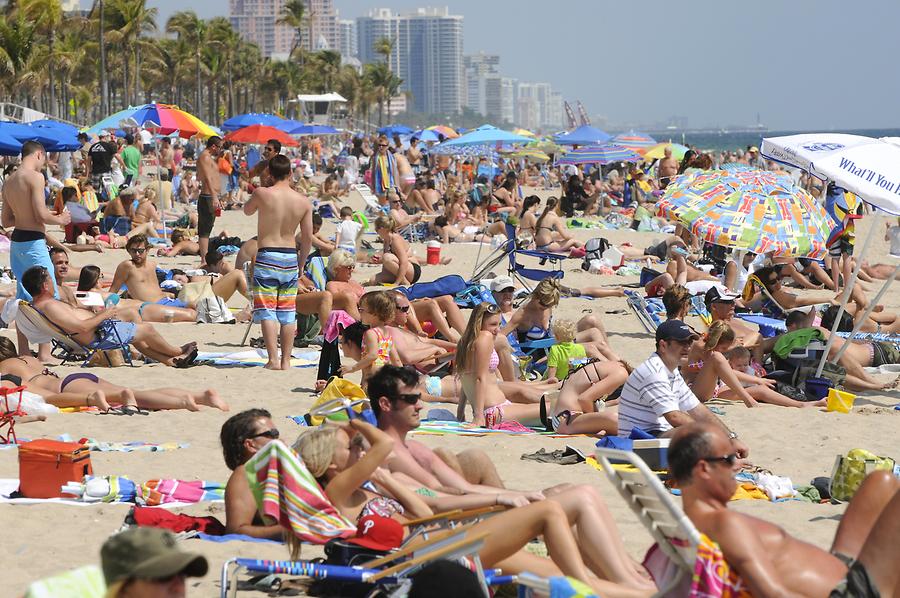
[101,528,208,586]
[490,275,515,292]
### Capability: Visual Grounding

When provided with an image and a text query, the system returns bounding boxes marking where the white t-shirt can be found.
[617,352,700,437]
[335,219,363,253]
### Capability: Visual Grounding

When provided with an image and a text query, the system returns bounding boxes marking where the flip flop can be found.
[120,405,150,416]
[173,347,199,368]
[100,407,128,416]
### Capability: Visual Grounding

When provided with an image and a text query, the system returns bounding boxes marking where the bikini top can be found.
[488,349,500,372]
[358,495,404,521]
[0,373,22,386]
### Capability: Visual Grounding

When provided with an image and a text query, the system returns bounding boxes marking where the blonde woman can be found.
[684,321,821,408]
[295,417,653,597]
[326,248,365,319]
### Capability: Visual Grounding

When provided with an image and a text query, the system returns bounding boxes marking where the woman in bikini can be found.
[296,417,655,596]
[0,338,227,413]
[533,198,583,253]
[683,321,824,408]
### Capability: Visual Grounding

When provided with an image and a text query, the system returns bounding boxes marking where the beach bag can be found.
[401,274,468,301]
[793,359,846,391]
[196,296,235,324]
[309,539,387,598]
[18,439,93,498]
[830,448,895,501]
[178,279,216,305]
[310,377,368,425]
[582,237,611,271]
[217,156,233,175]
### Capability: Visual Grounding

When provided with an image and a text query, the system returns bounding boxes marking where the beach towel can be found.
[140,479,225,506]
[131,505,225,535]
[409,419,580,438]
[24,565,105,598]
[371,151,396,196]
[244,439,354,544]
[690,534,753,597]
[197,348,319,368]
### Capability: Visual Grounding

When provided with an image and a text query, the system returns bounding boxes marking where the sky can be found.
[137,0,900,131]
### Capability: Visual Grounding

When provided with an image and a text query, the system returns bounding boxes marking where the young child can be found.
[311,212,335,257]
[334,206,363,254]
[725,346,757,387]
[340,291,401,388]
[545,319,587,380]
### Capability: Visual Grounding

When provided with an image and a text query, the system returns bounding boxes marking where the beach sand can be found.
[2,185,897,595]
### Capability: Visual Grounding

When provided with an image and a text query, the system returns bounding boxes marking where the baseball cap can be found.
[101,528,208,586]
[655,319,699,343]
[346,515,404,552]
[749,146,759,152]
[490,275,515,292]
[99,130,110,137]
[704,287,739,307]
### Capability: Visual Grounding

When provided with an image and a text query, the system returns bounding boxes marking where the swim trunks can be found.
[92,320,136,350]
[197,194,216,238]
[830,561,880,598]
[871,341,900,367]
[10,229,57,301]
[138,297,187,318]
[425,375,442,397]
[252,248,299,325]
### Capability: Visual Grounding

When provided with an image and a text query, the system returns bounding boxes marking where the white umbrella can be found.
[763,133,900,376]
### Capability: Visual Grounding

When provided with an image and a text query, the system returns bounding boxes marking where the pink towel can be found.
[323,310,358,343]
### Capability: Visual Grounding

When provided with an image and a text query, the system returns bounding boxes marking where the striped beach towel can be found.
[371,151,396,196]
[140,479,225,506]
[244,439,354,544]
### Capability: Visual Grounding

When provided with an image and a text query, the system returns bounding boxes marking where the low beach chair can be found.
[353,183,388,218]
[742,274,829,318]
[16,301,134,367]
[594,447,700,596]
[470,223,566,292]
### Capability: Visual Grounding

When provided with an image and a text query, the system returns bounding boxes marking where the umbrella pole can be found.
[830,264,900,363]
[814,227,875,377]
[155,136,166,239]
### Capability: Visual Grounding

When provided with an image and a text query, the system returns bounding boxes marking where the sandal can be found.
[173,347,199,368]
[120,405,150,416]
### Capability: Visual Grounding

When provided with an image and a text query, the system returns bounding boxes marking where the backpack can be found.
[582,237,611,271]
[195,296,235,324]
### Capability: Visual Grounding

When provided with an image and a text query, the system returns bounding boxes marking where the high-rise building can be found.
[339,19,357,58]
[500,77,517,124]
[505,79,564,131]
[463,53,502,121]
[357,7,463,115]
[229,0,340,59]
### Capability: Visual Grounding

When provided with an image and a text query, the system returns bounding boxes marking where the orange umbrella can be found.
[224,124,298,146]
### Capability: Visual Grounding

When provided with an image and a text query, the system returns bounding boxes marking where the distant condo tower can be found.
[357,7,463,115]
[229,0,343,59]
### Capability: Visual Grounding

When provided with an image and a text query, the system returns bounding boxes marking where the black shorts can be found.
[410,262,422,284]
[830,561,880,598]
[828,236,853,258]
[198,194,216,238]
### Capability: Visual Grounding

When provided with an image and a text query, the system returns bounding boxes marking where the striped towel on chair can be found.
[244,439,354,544]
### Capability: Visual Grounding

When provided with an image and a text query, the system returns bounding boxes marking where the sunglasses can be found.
[392,393,421,405]
[378,144,389,148]
[484,304,500,314]
[702,453,739,467]
[395,304,410,313]
[249,429,280,440]
[128,247,148,254]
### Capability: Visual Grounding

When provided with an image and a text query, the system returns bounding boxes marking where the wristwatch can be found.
[728,431,739,440]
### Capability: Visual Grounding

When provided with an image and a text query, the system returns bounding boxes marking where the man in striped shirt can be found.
[617,320,750,458]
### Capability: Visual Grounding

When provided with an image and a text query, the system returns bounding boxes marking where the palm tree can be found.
[106,0,157,106]
[208,17,241,117]
[310,49,341,93]
[277,0,307,63]
[374,36,394,70]
[0,12,39,105]
[166,10,206,118]
[19,0,63,117]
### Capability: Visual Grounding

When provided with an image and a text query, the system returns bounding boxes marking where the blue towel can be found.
[195,532,282,544]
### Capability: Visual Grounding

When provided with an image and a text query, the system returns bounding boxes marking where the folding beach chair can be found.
[353,183,388,218]
[742,274,829,318]
[471,223,566,292]
[16,301,134,367]
[594,447,701,597]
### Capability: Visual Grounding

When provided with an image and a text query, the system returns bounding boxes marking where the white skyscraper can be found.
[357,7,463,115]
[500,77,517,124]
[463,53,502,120]
[339,19,357,58]
[229,0,340,59]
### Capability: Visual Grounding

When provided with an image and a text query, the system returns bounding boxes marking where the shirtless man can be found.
[406,137,422,173]
[243,154,312,370]
[705,286,761,348]
[24,265,198,367]
[159,137,176,181]
[657,146,678,188]
[50,247,79,306]
[670,423,900,598]
[1,140,71,358]
[246,139,281,187]
[197,136,223,265]
[108,234,198,320]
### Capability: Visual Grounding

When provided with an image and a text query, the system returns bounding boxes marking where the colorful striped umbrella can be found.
[657,169,836,258]
[504,148,550,162]
[556,144,642,165]
[224,124,298,146]
[86,103,216,138]
[643,142,689,160]
[612,130,657,151]
[426,125,460,139]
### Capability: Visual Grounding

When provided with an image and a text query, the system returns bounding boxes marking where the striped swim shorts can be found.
[252,248,299,325]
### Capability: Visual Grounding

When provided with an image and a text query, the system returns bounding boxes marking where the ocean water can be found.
[653,128,900,153]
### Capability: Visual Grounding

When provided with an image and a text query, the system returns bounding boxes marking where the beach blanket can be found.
[0,435,187,452]
[410,419,580,438]
[140,479,224,506]
[198,348,319,368]
[0,478,222,508]
[244,439,354,544]
[24,565,105,598]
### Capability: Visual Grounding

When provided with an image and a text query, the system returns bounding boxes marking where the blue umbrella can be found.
[411,129,440,142]
[556,144,642,165]
[0,131,23,155]
[288,123,339,136]
[222,113,285,131]
[0,121,59,146]
[27,120,81,151]
[553,125,612,146]
[377,124,413,136]
[442,124,533,147]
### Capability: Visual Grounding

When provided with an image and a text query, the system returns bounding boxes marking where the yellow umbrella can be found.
[642,142,689,160]
[512,128,537,138]
[508,148,550,162]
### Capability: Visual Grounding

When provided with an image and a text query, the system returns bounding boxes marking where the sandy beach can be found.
[2,185,898,596]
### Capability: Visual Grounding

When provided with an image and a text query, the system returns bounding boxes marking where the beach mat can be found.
[0,435,187,452]
[411,419,582,438]
[197,348,319,368]
[0,479,222,508]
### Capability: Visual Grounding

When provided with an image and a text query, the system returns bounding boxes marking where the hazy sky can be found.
[139,0,899,130]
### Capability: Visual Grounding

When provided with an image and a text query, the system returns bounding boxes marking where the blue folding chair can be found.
[470,223,567,292]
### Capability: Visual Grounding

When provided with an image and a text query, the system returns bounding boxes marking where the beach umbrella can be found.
[657,169,835,258]
[527,139,565,155]
[222,112,285,131]
[512,127,537,138]
[0,121,60,146]
[377,124,413,136]
[759,133,876,180]
[612,130,657,151]
[287,123,339,136]
[427,125,459,139]
[552,124,611,146]
[25,120,81,151]
[721,162,754,172]
[411,129,441,142]
[86,103,216,138]
[0,130,23,155]
[224,124,298,146]
[642,142,689,160]
[442,124,534,148]
[556,144,642,165]
[505,148,550,162]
